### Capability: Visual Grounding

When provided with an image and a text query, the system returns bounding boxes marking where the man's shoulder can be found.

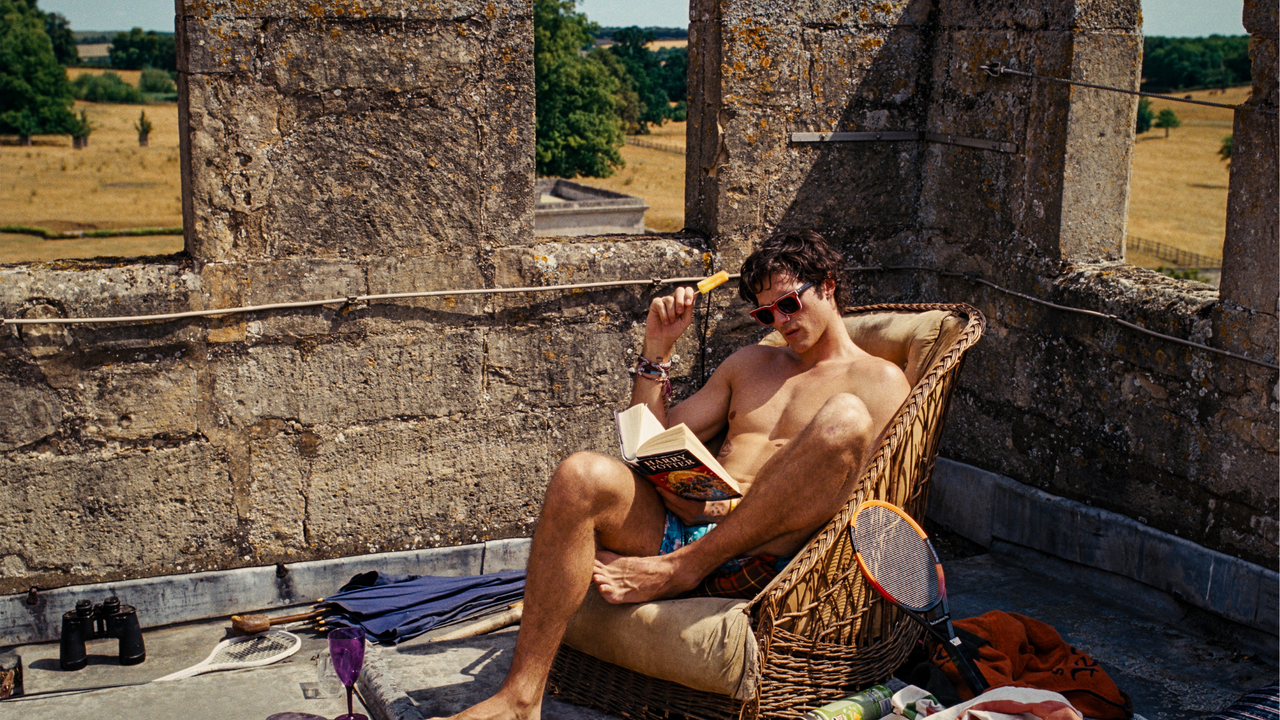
[724,341,789,367]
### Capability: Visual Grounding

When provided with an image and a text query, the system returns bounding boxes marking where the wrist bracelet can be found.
[633,355,673,404]
[634,356,671,378]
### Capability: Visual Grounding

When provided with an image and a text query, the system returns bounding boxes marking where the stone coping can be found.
[0,538,531,646]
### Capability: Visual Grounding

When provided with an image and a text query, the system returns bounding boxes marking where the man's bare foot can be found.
[443,690,540,720]
[592,550,700,603]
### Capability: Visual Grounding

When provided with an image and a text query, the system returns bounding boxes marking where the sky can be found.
[41,0,1247,37]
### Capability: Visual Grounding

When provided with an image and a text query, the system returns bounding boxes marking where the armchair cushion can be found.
[562,586,759,699]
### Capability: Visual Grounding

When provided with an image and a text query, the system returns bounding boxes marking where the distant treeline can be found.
[1142,35,1251,92]
[595,26,687,42]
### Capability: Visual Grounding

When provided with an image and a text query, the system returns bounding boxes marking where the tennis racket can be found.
[153,630,302,682]
[851,500,988,696]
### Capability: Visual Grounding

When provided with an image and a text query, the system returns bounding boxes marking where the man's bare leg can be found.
[593,393,876,603]
[448,451,666,720]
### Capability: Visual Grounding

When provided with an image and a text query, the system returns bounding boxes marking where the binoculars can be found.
[59,596,146,670]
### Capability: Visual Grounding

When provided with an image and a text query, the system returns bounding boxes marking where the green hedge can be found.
[0,225,183,239]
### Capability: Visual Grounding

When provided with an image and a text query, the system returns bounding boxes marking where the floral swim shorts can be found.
[659,512,792,599]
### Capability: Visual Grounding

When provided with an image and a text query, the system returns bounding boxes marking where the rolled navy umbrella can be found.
[320,569,526,644]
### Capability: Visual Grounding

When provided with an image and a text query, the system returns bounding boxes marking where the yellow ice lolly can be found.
[697,270,730,294]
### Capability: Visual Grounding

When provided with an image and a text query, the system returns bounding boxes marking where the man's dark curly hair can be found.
[738,230,849,310]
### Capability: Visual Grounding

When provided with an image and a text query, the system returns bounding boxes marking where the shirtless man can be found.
[450,230,911,720]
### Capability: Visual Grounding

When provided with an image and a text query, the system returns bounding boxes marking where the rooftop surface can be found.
[3,547,1273,719]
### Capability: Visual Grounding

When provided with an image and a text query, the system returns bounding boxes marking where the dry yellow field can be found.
[1125,86,1245,264]
[575,121,688,232]
[67,67,144,85]
[0,98,183,263]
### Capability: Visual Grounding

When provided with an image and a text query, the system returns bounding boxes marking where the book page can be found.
[615,403,668,461]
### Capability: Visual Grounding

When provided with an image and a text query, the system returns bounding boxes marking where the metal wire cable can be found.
[851,264,1278,371]
[0,274,733,326]
[3,264,1273,370]
[981,63,1279,115]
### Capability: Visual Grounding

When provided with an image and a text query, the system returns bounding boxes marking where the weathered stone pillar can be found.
[176,0,534,266]
[685,0,934,269]
[1217,0,1279,363]
[918,0,1140,278]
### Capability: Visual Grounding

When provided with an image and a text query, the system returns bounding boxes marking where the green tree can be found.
[139,66,175,94]
[534,0,625,178]
[606,27,676,132]
[109,27,176,71]
[1218,135,1233,166]
[134,108,152,146]
[70,107,90,147]
[1135,97,1153,134]
[70,70,143,103]
[1142,35,1251,92]
[1154,108,1181,138]
[39,7,75,65]
[0,0,76,141]
[589,46,643,134]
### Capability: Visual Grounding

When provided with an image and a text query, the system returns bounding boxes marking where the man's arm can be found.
[859,358,913,444]
[629,286,697,426]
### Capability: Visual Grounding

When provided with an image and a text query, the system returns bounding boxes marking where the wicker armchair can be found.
[549,303,986,720]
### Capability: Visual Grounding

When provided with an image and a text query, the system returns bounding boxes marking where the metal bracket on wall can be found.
[790,130,1018,154]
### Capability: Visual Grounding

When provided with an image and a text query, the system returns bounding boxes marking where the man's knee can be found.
[811,393,875,450]
[547,451,630,510]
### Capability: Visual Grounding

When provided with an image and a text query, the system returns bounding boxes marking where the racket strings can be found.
[854,505,938,610]
[213,635,297,664]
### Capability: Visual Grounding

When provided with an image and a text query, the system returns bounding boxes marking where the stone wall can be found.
[685,0,1277,568]
[0,0,1275,599]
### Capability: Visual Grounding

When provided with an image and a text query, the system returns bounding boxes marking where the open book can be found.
[615,403,742,501]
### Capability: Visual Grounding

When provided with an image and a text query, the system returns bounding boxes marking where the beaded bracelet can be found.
[633,356,673,403]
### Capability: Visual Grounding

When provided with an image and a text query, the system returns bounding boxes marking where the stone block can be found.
[1058,31,1140,261]
[928,458,996,547]
[180,2,532,264]
[211,331,485,428]
[0,382,62,452]
[0,443,235,593]
[489,239,708,317]
[0,264,196,326]
[483,325,631,409]
[935,0,1071,30]
[242,409,606,559]
[365,253,491,317]
[76,359,200,442]
[1220,107,1279,319]
[1244,0,1279,40]
[179,0,507,22]
[720,0,929,28]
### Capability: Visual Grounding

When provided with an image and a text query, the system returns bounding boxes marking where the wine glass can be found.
[328,626,368,720]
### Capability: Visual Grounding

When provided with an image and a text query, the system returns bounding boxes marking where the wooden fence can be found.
[1128,236,1222,269]
[624,136,685,155]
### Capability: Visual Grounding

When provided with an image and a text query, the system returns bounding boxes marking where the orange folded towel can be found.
[930,611,1133,720]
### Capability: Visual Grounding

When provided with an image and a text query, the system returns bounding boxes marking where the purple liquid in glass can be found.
[328,626,367,720]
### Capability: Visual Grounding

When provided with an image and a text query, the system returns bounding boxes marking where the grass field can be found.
[575,120,688,232]
[1125,86,1244,265]
[0,82,1245,266]
[0,96,183,263]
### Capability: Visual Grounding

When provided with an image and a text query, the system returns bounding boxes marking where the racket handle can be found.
[152,665,205,683]
[943,641,989,697]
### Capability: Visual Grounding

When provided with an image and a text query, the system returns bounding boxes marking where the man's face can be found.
[751,272,830,349]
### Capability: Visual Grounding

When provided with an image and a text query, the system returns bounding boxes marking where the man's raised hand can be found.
[644,285,698,357]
